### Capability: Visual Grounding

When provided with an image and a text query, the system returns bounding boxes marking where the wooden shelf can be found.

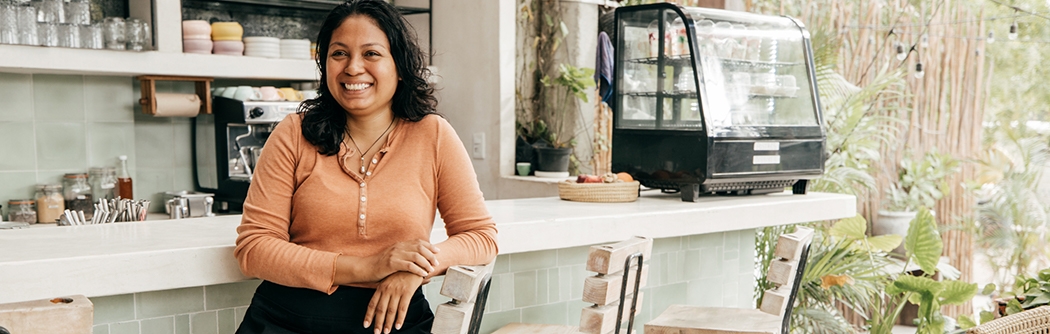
[0,44,319,81]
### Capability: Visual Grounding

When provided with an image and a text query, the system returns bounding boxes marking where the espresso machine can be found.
[194,96,300,212]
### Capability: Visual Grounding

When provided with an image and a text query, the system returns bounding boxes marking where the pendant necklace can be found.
[347,118,396,175]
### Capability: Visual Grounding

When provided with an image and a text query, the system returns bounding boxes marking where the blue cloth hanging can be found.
[595,31,615,104]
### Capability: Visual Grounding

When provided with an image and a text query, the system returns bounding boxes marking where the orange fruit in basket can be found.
[616,172,634,182]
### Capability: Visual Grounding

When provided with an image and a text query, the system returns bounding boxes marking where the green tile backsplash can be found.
[81,230,757,334]
[0,73,197,214]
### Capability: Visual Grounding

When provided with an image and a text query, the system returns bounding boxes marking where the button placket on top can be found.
[354,147,388,236]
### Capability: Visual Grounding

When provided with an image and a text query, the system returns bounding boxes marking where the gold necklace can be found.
[347,119,396,174]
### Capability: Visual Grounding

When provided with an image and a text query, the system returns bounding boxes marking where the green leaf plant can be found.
[868,208,978,334]
[777,209,977,333]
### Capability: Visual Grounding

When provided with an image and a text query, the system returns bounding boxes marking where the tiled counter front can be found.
[2,192,855,334]
[89,231,752,334]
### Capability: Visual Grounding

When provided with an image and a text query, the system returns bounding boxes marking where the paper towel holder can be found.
[137,75,213,115]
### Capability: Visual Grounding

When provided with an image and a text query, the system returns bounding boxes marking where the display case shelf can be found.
[626,55,802,69]
[0,44,319,80]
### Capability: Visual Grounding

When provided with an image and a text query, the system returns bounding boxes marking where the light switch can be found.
[472,133,485,159]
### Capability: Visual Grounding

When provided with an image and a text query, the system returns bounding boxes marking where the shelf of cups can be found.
[0,43,319,80]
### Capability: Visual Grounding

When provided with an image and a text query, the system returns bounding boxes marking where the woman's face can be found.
[326,15,399,117]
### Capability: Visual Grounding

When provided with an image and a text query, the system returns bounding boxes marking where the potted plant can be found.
[515,0,595,176]
[873,150,960,253]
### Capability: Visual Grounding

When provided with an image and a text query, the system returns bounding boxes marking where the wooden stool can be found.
[495,236,653,334]
[645,227,814,334]
[432,263,495,334]
[0,295,93,334]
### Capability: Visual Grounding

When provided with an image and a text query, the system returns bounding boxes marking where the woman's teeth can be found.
[344,83,371,91]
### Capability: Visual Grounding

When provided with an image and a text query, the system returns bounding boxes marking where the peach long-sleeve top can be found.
[234,113,498,294]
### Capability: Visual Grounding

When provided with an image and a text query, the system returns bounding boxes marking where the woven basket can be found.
[558,181,640,203]
[967,306,1050,334]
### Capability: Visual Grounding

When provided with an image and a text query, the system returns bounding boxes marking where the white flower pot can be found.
[873,210,918,254]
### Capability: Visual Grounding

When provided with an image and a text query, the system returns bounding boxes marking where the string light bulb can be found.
[914,62,925,79]
[895,43,907,61]
[988,31,995,44]
[1009,21,1018,40]
[920,33,929,48]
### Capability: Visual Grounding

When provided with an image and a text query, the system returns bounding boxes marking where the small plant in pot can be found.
[517,63,595,176]
[874,150,960,253]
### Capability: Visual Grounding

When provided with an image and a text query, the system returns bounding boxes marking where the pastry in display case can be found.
[611,3,826,201]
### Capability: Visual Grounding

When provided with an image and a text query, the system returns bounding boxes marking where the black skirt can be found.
[237,281,434,334]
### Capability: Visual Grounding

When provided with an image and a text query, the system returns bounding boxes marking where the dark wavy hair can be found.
[299,0,438,155]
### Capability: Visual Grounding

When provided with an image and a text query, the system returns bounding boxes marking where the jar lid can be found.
[64,173,88,179]
[36,184,62,190]
[8,199,35,205]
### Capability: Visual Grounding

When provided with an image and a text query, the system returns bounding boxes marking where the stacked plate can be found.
[244,36,280,58]
[280,39,311,59]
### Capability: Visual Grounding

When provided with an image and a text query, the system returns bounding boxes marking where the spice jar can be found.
[7,199,37,224]
[88,167,117,201]
[35,184,64,223]
[62,173,93,217]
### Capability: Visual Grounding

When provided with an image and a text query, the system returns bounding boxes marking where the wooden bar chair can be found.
[494,236,654,334]
[645,227,814,334]
[432,263,495,334]
[0,295,93,334]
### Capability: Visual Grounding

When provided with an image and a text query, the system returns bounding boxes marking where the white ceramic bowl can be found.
[244,36,280,44]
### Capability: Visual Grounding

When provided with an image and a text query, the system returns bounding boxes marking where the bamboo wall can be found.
[782,0,990,320]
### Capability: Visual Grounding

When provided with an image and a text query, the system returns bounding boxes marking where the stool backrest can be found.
[580,236,653,334]
[758,227,814,334]
[432,263,495,334]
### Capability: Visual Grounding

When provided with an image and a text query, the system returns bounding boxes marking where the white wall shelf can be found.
[0,44,319,80]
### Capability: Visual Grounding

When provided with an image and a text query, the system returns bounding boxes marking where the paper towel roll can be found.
[153,93,201,117]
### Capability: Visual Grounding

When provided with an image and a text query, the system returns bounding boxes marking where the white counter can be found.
[0,191,854,304]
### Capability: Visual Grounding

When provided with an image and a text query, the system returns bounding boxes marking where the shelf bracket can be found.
[136,75,214,115]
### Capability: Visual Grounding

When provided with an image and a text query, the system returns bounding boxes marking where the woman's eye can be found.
[331,50,347,57]
[365,51,380,57]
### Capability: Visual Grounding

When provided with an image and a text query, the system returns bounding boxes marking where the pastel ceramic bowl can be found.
[182,20,211,40]
[182,39,213,54]
[212,40,244,54]
[211,22,243,41]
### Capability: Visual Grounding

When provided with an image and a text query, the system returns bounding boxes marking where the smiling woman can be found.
[232,1,498,334]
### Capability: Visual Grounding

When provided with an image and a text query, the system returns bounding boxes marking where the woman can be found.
[233,1,499,333]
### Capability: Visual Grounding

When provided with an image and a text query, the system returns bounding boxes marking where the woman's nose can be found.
[344,56,365,75]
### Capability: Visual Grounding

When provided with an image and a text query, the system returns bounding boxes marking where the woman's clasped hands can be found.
[364,240,440,334]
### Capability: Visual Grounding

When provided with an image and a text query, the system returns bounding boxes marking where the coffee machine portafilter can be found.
[193,96,300,213]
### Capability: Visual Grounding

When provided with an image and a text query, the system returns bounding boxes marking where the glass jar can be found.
[89,167,117,201]
[35,184,64,223]
[7,199,37,223]
[62,173,93,216]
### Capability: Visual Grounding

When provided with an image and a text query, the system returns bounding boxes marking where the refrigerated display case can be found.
[611,3,826,201]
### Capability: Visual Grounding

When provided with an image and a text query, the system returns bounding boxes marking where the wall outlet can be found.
[472,132,485,159]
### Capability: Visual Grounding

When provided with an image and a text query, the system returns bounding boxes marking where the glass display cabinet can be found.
[611,3,826,201]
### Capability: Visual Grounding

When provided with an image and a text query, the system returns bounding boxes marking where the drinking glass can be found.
[65,0,88,25]
[57,22,78,48]
[125,18,144,51]
[0,5,18,45]
[37,21,57,46]
[36,0,62,23]
[16,5,36,45]
[102,17,124,50]
[80,23,102,49]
